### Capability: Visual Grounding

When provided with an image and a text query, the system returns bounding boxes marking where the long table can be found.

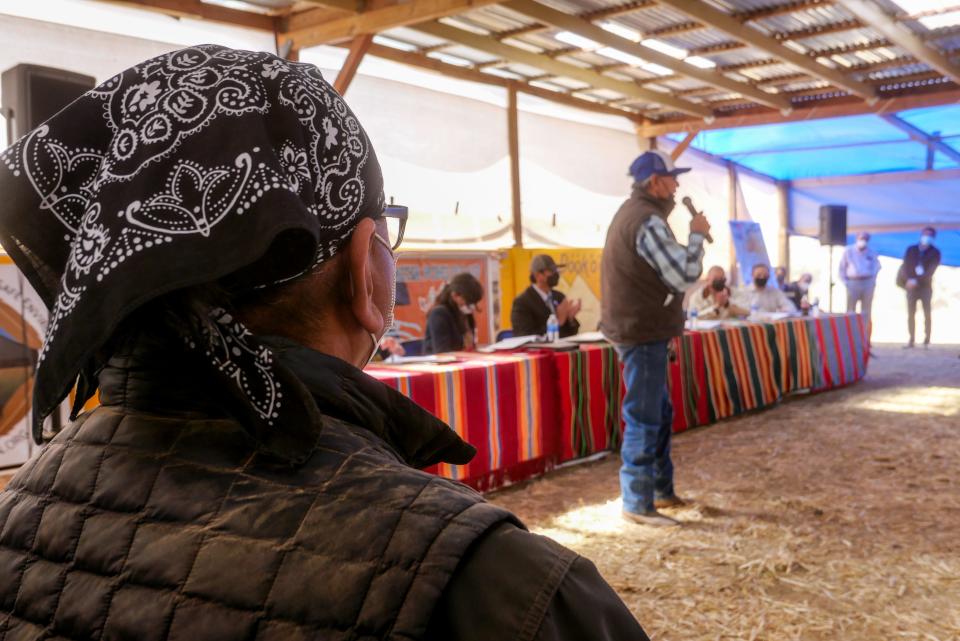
[369,314,869,491]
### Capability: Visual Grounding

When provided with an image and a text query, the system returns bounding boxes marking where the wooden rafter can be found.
[495,0,655,40]
[835,0,960,85]
[501,0,792,110]
[791,167,960,189]
[639,87,960,136]
[94,0,277,31]
[281,0,503,48]
[412,21,714,117]
[334,34,374,93]
[302,0,361,13]
[654,0,877,101]
[358,42,645,121]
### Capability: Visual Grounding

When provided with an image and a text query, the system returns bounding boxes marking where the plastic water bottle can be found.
[811,298,820,318]
[546,313,560,342]
[749,302,759,321]
[688,307,698,330]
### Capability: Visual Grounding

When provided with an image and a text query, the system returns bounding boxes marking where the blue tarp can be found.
[669,105,960,266]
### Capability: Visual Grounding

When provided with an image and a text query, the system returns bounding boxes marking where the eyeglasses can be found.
[380,205,408,252]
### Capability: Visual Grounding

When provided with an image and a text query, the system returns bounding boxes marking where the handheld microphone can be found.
[682,196,713,243]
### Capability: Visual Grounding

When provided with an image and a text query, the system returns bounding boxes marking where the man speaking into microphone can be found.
[601,150,711,527]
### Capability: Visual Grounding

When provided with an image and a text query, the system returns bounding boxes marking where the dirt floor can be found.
[489,344,960,641]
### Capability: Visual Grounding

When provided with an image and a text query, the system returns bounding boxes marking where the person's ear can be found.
[345,218,384,335]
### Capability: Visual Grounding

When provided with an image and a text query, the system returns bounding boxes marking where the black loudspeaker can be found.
[2,64,96,144]
[818,204,847,246]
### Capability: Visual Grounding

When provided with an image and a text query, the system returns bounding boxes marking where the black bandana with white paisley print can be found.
[0,45,384,458]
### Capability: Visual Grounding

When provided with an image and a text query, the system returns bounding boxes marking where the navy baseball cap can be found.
[628,149,692,182]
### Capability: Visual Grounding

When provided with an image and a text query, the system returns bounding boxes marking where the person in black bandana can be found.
[510,254,581,338]
[0,46,646,640]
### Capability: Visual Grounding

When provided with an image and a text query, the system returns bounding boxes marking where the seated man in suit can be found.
[510,254,581,338]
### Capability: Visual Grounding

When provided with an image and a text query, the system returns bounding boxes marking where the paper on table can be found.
[478,335,542,352]
[565,331,608,344]
[686,320,724,330]
[382,354,459,365]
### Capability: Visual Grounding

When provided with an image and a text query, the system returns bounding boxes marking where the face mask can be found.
[711,278,726,292]
[799,281,811,292]
[459,303,476,316]
[856,239,868,250]
[920,234,933,246]
[362,233,398,368]
[546,272,560,288]
[754,276,768,288]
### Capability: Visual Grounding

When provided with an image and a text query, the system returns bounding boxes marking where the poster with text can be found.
[393,252,500,346]
[729,221,771,286]
[0,263,47,468]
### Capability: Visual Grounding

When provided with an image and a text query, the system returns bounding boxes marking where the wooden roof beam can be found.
[638,87,960,136]
[94,0,277,31]
[495,1,655,40]
[281,0,503,48]
[357,42,645,120]
[412,21,714,117]
[836,0,960,85]
[654,0,877,102]
[501,0,791,110]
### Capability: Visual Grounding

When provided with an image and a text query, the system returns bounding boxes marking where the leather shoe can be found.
[654,495,688,509]
[622,510,679,527]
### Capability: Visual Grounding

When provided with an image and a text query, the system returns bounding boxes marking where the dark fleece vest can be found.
[600,187,685,345]
[0,335,515,640]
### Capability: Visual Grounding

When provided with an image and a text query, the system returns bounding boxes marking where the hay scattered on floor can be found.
[490,344,960,641]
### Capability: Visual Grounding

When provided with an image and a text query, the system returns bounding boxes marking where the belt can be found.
[846,276,875,281]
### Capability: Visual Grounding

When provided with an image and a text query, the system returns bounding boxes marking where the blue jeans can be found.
[616,341,675,514]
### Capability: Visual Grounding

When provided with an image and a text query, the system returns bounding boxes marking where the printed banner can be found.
[393,252,501,345]
[729,220,771,286]
[500,248,603,334]
[0,261,46,468]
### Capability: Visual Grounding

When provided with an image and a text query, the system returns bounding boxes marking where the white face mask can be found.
[920,234,933,246]
[362,232,398,368]
[459,303,476,316]
[799,281,811,292]
[856,239,868,250]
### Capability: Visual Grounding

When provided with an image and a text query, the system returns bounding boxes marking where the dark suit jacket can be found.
[902,244,941,289]
[510,286,580,338]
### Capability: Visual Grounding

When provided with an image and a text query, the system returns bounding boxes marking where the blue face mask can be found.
[920,234,933,246]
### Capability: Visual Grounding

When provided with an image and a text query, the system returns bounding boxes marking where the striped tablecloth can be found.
[366,351,557,492]
[556,313,870,463]
[368,314,868,489]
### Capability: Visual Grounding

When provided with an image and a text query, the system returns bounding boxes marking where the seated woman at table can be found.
[698,281,749,320]
[424,272,484,353]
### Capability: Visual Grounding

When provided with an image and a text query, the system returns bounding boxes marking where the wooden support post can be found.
[728,162,739,285]
[334,34,374,94]
[507,84,523,248]
[777,180,791,275]
[670,129,699,161]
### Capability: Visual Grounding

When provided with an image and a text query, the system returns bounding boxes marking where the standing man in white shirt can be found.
[839,232,881,333]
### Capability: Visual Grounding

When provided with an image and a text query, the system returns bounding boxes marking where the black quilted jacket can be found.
[0,334,516,640]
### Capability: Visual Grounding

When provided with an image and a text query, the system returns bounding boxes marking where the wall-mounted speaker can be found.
[2,64,96,144]
[818,204,847,246]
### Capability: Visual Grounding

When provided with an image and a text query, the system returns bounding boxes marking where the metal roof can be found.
[105,0,960,131]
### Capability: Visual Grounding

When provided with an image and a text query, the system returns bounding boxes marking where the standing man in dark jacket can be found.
[510,254,581,338]
[601,150,710,527]
[0,46,647,641]
[902,226,942,348]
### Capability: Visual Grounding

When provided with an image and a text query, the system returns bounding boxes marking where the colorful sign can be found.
[729,221,771,286]
[393,252,502,345]
[0,260,47,468]
[500,248,604,334]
